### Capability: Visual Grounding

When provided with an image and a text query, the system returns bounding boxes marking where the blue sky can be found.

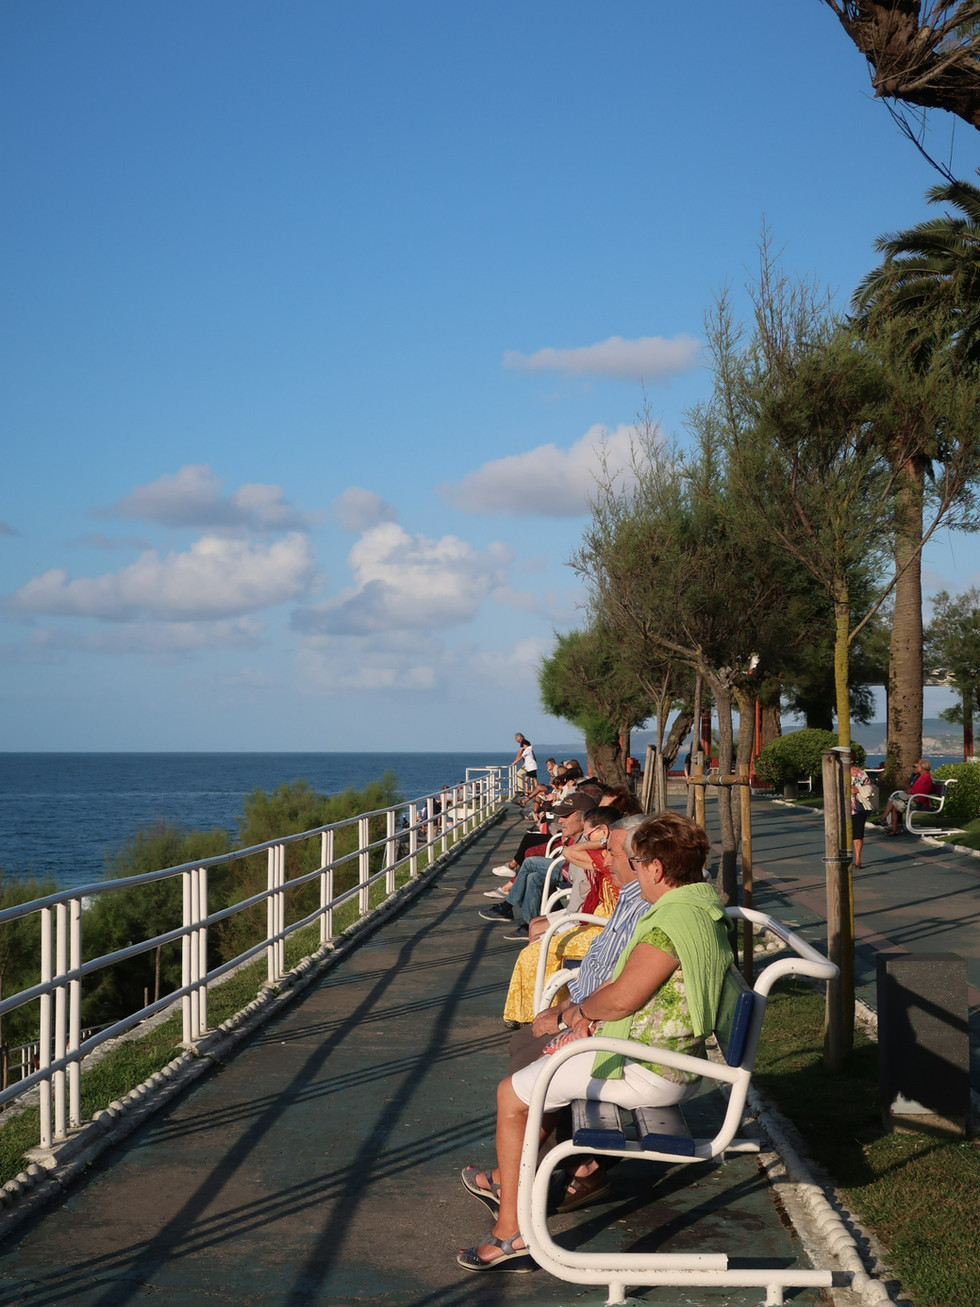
[2,2,978,752]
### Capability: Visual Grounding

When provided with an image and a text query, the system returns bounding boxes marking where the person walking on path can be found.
[850,753,874,868]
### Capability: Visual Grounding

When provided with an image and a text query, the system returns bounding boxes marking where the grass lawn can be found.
[938,816,980,851]
[755,981,980,1307]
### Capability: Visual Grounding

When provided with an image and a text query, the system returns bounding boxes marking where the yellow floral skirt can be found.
[502,923,603,1024]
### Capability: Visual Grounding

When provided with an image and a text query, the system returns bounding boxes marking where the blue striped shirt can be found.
[569,879,647,1002]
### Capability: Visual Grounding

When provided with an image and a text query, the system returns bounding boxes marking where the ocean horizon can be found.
[0,747,585,889]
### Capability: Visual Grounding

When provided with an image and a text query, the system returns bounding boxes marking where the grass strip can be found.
[754,980,980,1307]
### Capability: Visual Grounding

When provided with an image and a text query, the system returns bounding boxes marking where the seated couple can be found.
[880,758,936,835]
[501,803,626,1024]
[479,791,598,940]
[458,809,732,1272]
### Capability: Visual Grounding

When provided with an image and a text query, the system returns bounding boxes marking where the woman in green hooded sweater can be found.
[459,810,733,1272]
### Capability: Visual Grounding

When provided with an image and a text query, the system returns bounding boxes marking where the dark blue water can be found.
[0,747,583,889]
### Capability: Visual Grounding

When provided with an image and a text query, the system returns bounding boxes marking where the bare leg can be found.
[472,1078,556,1260]
[853,836,863,868]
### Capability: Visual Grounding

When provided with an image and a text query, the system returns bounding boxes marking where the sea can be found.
[0,747,584,891]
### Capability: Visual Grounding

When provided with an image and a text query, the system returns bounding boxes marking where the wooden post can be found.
[640,744,656,813]
[822,747,854,1068]
[693,753,706,830]
[739,763,753,984]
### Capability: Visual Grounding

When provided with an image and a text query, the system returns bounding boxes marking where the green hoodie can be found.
[591,880,732,1080]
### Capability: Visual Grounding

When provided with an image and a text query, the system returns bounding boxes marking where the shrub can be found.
[756,729,865,790]
[932,762,980,825]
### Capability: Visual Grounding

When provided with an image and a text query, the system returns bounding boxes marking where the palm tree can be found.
[853,173,980,786]
[857,173,980,366]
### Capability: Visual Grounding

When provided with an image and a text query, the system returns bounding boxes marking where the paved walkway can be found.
[0,800,975,1305]
[738,799,980,1079]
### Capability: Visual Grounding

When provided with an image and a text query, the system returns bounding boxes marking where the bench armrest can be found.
[726,906,838,997]
[533,913,608,1011]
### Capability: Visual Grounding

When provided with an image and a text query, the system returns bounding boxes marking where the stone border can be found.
[0,808,503,1243]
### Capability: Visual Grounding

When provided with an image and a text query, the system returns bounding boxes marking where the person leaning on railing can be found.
[457,810,733,1272]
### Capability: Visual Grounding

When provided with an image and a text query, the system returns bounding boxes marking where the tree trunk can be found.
[888,460,925,784]
[827,595,855,1063]
[760,700,781,749]
[687,675,703,818]
[732,685,755,848]
[589,739,627,786]
[708,672,738,906]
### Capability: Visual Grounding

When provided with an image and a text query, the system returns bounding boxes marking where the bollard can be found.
[877,952,970,1134]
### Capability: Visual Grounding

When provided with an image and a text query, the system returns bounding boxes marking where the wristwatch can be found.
[557,1009,569,1031]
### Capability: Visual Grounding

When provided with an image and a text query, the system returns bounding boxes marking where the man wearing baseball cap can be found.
[479,792,592,941]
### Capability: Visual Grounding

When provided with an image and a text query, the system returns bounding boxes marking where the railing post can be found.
[320,829,334,945]
[197,866,208,1035]
[182,870,193,1044]
[39,907,52,1149]
[409,802,418,878]
[358,816,370,916]
[385,809,396,894]
[266,846,277,985]
[189,866,202,1041]
[53,902,67,1141]
[425,800,436,865]
[69,896,81,1129]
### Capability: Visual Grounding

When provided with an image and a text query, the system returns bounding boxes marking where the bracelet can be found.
[578,1003,590,1023]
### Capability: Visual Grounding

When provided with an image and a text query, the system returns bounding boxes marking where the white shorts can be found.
[510,1047,697,1114]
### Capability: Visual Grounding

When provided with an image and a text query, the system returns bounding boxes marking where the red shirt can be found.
[908,772,935,798]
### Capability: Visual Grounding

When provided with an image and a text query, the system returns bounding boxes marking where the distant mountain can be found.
[628,718,966,760]
[858,719,965,758]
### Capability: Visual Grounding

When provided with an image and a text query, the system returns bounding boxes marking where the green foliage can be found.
[539,625,652,780]
[83,821,232,1027]
[755,729,865,789]
[756,981,980,1307]
[925,588,980,729]
[0,874,59,1047]
[932,762,980,825]
[225,773,403,958]
[77,772,405,1029]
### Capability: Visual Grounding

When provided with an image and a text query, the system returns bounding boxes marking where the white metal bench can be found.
[904,777,960,835]
[516,906,839,1306]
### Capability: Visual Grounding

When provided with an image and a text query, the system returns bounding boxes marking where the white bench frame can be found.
[516,906,839,1306]
[903,777,960,835]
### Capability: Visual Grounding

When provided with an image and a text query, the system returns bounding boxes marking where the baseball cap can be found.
[550,791,595,817]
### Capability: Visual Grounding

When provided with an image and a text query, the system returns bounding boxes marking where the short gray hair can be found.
[611,811,646,854]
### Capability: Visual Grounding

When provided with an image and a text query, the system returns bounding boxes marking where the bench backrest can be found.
[713,965,756,1068]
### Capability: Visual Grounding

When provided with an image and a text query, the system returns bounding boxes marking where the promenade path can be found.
[0,799,974,1306]
[739,799,980,1080]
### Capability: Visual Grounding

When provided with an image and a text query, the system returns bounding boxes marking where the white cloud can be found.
[14,618,265,657]
[332,487,398,533]
[503,334,701,382]
[492,584,582,623]
[438,422,641,517]
[7,534,316,622]
[295,630,549,697]
[291,522,511,635]
[94,464,316,534]
[297,630,443,691]
[71,533,154,552]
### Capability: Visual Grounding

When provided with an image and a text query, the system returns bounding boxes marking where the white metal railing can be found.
[0,766,512,1153]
